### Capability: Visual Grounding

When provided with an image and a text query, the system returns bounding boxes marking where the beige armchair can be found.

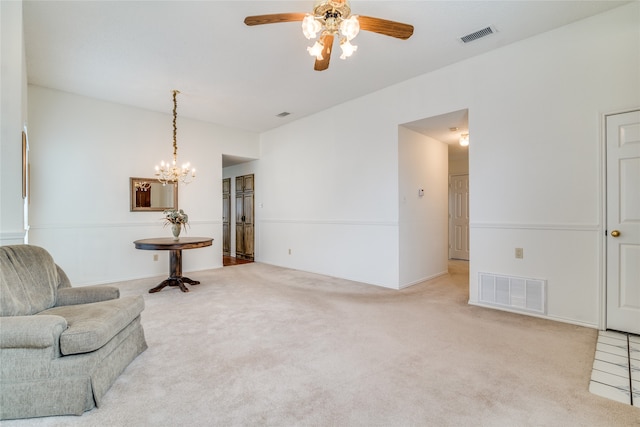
[0,245,147,420]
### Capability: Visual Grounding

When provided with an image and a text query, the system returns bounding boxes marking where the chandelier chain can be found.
[172,90,179,162]
[154,89,195,185]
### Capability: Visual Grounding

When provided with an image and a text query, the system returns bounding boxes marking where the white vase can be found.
[171,223,181,241]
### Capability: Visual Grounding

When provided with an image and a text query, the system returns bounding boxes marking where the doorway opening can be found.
[222,155,257,267]
[402,109,470,268]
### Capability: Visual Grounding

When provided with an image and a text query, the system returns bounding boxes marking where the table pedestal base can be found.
[149,276,200,293]
[148,248,200,293]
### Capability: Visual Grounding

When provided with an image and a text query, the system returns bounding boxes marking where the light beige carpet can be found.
[4,261,639,426]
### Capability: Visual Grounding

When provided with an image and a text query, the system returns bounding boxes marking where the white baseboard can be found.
[468,300,598,329]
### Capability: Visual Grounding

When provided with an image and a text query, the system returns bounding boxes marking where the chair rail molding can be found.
[470,222,600,232]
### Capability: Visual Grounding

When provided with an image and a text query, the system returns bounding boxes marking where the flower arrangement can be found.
[162,209,189,228]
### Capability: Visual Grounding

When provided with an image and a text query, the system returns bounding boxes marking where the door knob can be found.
[610,230,621,237]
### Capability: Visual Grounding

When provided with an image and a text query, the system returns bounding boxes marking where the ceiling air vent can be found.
[276,112,291,117]
[460,26,496,44]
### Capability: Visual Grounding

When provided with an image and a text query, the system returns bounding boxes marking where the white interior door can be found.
[606,110,640,334]
[449,174,469,260]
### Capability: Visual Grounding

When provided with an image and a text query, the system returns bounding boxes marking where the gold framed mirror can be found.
[130,177,178,212]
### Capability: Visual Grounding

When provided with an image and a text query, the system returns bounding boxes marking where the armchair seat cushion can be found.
[38,295,144,355]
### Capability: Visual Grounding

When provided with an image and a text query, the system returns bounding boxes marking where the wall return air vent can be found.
[478,272,546,315]
[460,26,497,43]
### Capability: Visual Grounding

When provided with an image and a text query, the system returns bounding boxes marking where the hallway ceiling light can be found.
[155,90,196,185]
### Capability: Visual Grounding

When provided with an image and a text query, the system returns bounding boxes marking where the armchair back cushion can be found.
[0,245,59,316]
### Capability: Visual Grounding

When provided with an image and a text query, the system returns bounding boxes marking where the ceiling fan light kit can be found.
[244,0,413,71]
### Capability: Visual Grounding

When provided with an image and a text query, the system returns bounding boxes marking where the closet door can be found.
[222,178,230,256]
[449,174,469,260]
[606,110,640,334]
[235,174,254,260]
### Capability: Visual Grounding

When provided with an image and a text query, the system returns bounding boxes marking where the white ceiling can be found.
[23,0,628,142]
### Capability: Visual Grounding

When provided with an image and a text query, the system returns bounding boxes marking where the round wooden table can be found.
[133,237,213,293]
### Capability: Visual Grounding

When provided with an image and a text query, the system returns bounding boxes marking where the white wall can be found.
[0,0,28,245]
[449,150,469,176]
[462,3,639,327]
[27,86,260,285]
[398,127,448,287]
[255,3,640,325]
[258,99,400,288]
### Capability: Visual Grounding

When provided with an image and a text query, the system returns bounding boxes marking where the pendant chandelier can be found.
[155,90,195,185]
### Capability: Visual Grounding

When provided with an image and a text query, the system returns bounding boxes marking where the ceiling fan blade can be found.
[314,34,334,71]
[357,16,414,40]
[244,13,307,26]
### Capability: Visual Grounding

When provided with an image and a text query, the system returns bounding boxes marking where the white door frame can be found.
[599,107,640,331]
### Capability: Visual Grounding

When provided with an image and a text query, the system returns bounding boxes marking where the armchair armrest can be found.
[0,315,67,349]
[56,286,120,307]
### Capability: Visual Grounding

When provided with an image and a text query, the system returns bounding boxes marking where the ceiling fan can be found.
[244,0,414,71]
